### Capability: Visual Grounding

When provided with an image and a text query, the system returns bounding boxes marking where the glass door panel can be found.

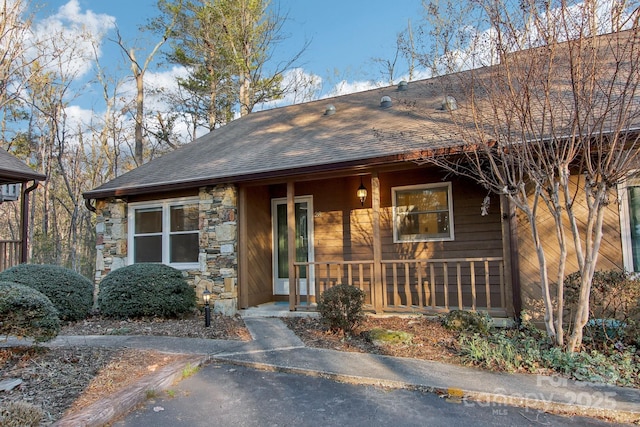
[272,197,314,295]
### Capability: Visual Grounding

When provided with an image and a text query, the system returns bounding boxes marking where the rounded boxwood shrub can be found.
[317,284,365,335]
[97,263,196,318]
[0,281,60,342]
[0,264,93,321]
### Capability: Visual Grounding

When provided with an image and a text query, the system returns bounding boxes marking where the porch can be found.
[237,166,517,318]
[293,257,508,316]
[0,239,21,272]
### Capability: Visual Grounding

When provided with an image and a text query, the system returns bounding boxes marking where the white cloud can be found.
[30,0,116,79]
[324,79,385,98]
[257,68,324,110]
[427,0,637,75]
[63,105,93,130]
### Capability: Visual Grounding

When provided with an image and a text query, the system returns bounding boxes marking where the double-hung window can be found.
[128,197,200,268]
[619,175,640,272]
[392,183,454,243]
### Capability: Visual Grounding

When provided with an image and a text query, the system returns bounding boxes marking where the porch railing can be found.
[0,240,21,272]
[294,257,507,316]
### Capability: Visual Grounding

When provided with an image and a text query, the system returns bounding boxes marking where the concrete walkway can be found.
[40,317,640,425]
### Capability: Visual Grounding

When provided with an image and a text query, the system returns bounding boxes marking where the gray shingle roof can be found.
[84,28,640,200]
[0,148,46,184]
[84,73,469,199]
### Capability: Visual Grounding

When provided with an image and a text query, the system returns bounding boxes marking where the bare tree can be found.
[413,0,640,351]
[114,13,177,166]
[0,0,33,113]
[374,19,417,84]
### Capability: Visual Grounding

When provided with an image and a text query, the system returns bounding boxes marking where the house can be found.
[83,33,634,318]
[0,147,46,271]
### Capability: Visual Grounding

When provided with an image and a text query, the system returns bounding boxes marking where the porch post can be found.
[238,185,249,309]
[502,195,522,319]
[287,181,296,311]
[372,172,383,313]
[20,182,27,264]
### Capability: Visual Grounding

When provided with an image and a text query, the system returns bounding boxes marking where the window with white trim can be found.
[392,183,454,243]
[619,175,640,272]
[128,197,200,268]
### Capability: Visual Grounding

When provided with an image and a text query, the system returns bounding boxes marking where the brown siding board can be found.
[307,170,504,265]
[518,176,625,316]
[245,185,273,306]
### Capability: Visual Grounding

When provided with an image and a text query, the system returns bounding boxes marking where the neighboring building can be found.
[83,33,636,318]
[0,147,46,271]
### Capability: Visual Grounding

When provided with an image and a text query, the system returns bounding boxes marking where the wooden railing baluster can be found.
[291,257,506,315]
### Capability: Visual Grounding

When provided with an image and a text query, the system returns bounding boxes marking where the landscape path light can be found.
[203,287,211,328]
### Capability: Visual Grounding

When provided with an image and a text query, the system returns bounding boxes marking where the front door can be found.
[272,196,314,295]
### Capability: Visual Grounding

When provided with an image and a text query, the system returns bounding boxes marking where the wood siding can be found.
[241,167,508,313]
[242,185,273,307]
[517,175,624,316]
[306,170,504,261]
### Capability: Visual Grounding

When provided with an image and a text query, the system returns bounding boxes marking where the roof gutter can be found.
[0,169,47,183]
[85,198,97,213]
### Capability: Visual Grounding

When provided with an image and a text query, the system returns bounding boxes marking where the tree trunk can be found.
[134,59,144,166]
[567,185,607,352]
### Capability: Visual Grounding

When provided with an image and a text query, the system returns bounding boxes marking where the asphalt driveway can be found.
[113,362,621,427]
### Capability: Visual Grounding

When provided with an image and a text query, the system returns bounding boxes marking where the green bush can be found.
[544,347,640,386]
[97,263,196,318]
[0,281,60,342]
[317,284,365,335]
[455,314,640,387]
[0,264,93,321]
[441,310,493,335]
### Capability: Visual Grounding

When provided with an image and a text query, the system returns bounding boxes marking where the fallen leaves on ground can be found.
[283,315,462,363]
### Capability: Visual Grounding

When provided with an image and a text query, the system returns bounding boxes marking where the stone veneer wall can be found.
[93,184,239,315]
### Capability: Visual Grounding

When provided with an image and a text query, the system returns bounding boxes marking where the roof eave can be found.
[0,169,47,184]
[83,153,419,200]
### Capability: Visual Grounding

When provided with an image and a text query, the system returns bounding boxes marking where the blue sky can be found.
[25,0,429,142]
[37,0,427,100]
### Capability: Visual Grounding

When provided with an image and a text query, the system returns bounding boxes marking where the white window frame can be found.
[618,174,639,272]
[392,182,455,243]
[128,196,200,270]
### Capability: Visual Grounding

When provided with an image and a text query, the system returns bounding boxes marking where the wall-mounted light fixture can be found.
[357,177,368,206]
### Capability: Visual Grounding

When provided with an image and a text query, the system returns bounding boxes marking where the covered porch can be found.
[237,165,518,318]
[0,148,46,271]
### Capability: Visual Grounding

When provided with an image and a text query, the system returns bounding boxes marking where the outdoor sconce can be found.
[203,287,211,328]
[357,177,368,206]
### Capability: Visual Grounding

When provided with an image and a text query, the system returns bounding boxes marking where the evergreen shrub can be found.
[0,281,60,342]
[0,264,93,321]
[97,263,196,318]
